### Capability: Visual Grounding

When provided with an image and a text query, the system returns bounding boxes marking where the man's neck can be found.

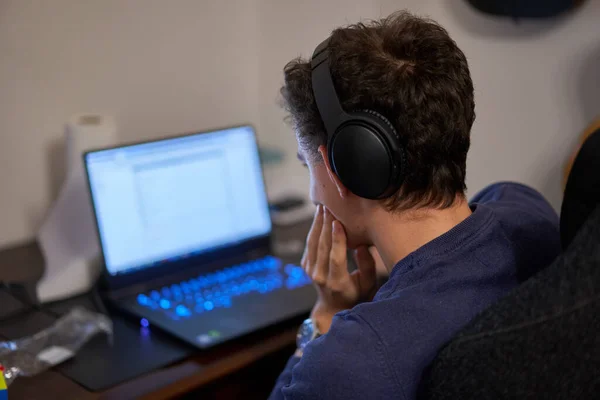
[368,196,472,272]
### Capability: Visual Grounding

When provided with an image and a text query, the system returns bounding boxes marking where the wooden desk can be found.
[0,221,310,400]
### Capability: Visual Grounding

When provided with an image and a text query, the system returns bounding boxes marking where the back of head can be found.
[282,11,475,211]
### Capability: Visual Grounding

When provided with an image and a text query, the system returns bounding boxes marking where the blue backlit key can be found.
[137,294,150,306]
[265,258,277,270]
[160,299,171,309]
[225,268,236,279]
[175,304,191,317]
[136,257,306,316]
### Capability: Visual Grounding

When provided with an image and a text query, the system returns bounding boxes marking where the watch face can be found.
[296,319,315,350]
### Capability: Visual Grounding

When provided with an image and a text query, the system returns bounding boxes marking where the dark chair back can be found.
[419,127,600,399]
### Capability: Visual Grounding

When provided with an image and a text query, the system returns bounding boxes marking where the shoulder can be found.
[471,182,561,279]
[471,182,556,218]
[280,310,405,400]
[471,181,559,234]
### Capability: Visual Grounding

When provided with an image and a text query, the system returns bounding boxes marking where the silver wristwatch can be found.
[296,318,322,356]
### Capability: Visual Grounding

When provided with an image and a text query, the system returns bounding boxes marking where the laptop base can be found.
[118,257,317,349]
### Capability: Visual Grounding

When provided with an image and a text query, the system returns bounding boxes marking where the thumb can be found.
[352,246,376,295]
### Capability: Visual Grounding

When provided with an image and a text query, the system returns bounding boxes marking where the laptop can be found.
[83,125,316,349]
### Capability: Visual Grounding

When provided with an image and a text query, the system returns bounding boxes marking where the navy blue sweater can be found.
[269,182,560,400]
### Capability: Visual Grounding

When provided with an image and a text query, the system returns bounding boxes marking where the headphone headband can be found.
[310,38,349,138]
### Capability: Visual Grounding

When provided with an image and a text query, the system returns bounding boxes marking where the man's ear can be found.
[318,145,349,198]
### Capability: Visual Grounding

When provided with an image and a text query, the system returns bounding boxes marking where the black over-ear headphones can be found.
[311,37,406,200]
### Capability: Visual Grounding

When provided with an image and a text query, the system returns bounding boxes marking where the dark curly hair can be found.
[281,11,475,212]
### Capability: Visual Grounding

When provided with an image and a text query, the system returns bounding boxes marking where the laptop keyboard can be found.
[135,256,311,320]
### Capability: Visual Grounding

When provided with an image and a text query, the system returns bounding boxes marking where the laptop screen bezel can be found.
[83,124,273,291]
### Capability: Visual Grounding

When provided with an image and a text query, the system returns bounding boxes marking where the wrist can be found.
[310,305,336,334]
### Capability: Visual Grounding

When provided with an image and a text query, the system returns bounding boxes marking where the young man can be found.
[269,11,560,400]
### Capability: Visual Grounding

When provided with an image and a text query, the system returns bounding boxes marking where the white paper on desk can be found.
[36,115,117,303]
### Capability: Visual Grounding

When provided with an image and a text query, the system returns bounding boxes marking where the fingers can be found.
[302,205,324,277]
[313,208,334,285]
[302,207,349,290]
[327,220,349,285]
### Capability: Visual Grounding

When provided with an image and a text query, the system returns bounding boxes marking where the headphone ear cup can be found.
[356,110,407,192]
[328,111,405,200]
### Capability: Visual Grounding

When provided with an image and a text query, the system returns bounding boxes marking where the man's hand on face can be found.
[301,205,378,333]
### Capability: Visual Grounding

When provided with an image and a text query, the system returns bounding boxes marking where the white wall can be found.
[1,0,599,247]
[0,0,259,247]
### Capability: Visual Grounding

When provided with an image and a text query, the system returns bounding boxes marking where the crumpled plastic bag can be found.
[0,307,112,386]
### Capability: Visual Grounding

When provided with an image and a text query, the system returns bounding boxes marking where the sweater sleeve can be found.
[269,354,302,398]
[268,311,404,400]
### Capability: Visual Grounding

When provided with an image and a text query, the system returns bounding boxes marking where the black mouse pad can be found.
[0,294,194,392]
[54,313,193,392]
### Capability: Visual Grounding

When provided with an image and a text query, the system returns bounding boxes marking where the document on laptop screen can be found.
[85,126,271,275]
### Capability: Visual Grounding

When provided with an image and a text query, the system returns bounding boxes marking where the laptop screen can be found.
[84,126,272,276]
